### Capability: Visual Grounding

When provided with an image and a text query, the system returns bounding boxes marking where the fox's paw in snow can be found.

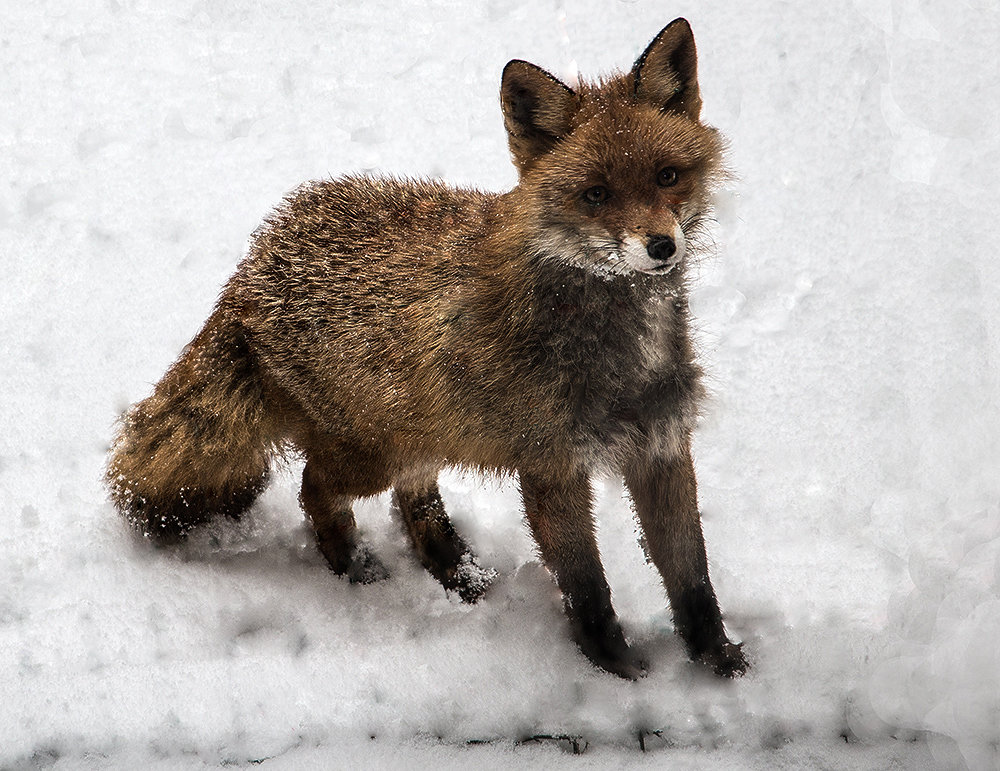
[347,544,390,585]
[326,542,389,585]
[697,640,748,678]
[576,619,648,680]
[446,553,497,603]
[596,648,648,681]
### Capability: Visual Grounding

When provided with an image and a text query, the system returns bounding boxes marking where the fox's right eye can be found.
[582,186,609,205]
[657,167,679,187]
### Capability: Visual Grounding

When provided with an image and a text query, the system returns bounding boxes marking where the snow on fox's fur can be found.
[107,19,747,679]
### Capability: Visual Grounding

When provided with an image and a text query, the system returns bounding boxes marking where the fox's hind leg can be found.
[393,478,495,603]
[300,449,389,584]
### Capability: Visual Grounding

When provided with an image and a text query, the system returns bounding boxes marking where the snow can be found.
[3,0,998,768]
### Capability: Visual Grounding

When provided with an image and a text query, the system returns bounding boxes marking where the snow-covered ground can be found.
[3,1,998,768]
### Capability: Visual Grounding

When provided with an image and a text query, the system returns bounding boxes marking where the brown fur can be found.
[107,18,747,678]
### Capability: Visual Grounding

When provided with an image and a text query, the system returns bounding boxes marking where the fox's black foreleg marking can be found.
[393,482,494,603]
[519,470,645,679]
[624,444,747,677]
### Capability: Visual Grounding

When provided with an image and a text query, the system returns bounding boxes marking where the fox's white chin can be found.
[639,261,678,275]
[616,233,685,275]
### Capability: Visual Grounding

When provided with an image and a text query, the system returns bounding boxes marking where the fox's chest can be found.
[539,294,674,380]
[530,278,702,462]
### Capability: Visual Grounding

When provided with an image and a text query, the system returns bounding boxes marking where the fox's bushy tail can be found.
[106,308,275,542]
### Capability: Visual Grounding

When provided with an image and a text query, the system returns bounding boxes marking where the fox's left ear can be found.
[633,18,702,120]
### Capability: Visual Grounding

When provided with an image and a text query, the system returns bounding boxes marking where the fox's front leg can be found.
[624,443,748,677]
[519,469,645,680]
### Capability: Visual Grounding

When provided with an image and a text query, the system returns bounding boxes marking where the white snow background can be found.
[3,0,999,768]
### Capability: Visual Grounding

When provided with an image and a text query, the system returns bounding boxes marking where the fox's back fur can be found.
[107,19,748,679]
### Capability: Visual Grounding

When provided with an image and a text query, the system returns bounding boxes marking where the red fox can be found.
[107,18,747,679]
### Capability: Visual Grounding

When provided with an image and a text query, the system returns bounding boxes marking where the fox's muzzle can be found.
[646,234,676,262]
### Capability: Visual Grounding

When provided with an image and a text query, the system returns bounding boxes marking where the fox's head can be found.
[500,19,725,278]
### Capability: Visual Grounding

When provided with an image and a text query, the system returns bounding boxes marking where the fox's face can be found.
[501,20,725,278]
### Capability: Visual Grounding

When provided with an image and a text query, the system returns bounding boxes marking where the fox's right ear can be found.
[500,60,579,172]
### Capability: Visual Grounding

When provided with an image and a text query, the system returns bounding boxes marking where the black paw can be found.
[576,622,647,680]
[345,544,390,584]
[444,553,497,603]
[321,539,390,584]
[697,639,748,678]
[593,648,648,681]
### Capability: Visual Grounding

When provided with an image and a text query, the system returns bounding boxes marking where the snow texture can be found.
[3,1,999,768]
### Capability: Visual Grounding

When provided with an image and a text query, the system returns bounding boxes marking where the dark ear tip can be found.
[501,59,575,95]
[502,59,532,77]
[656,17,693,40]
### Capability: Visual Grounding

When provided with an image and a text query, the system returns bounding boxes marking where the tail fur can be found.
[106,308,274,542]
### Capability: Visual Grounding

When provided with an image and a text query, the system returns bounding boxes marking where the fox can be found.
[106,18,747,679]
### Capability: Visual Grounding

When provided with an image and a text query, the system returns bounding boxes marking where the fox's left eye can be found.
[583,186,610,205]
[657,167,679,187]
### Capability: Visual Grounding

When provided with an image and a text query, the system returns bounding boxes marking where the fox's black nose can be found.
[646,235,676,262]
